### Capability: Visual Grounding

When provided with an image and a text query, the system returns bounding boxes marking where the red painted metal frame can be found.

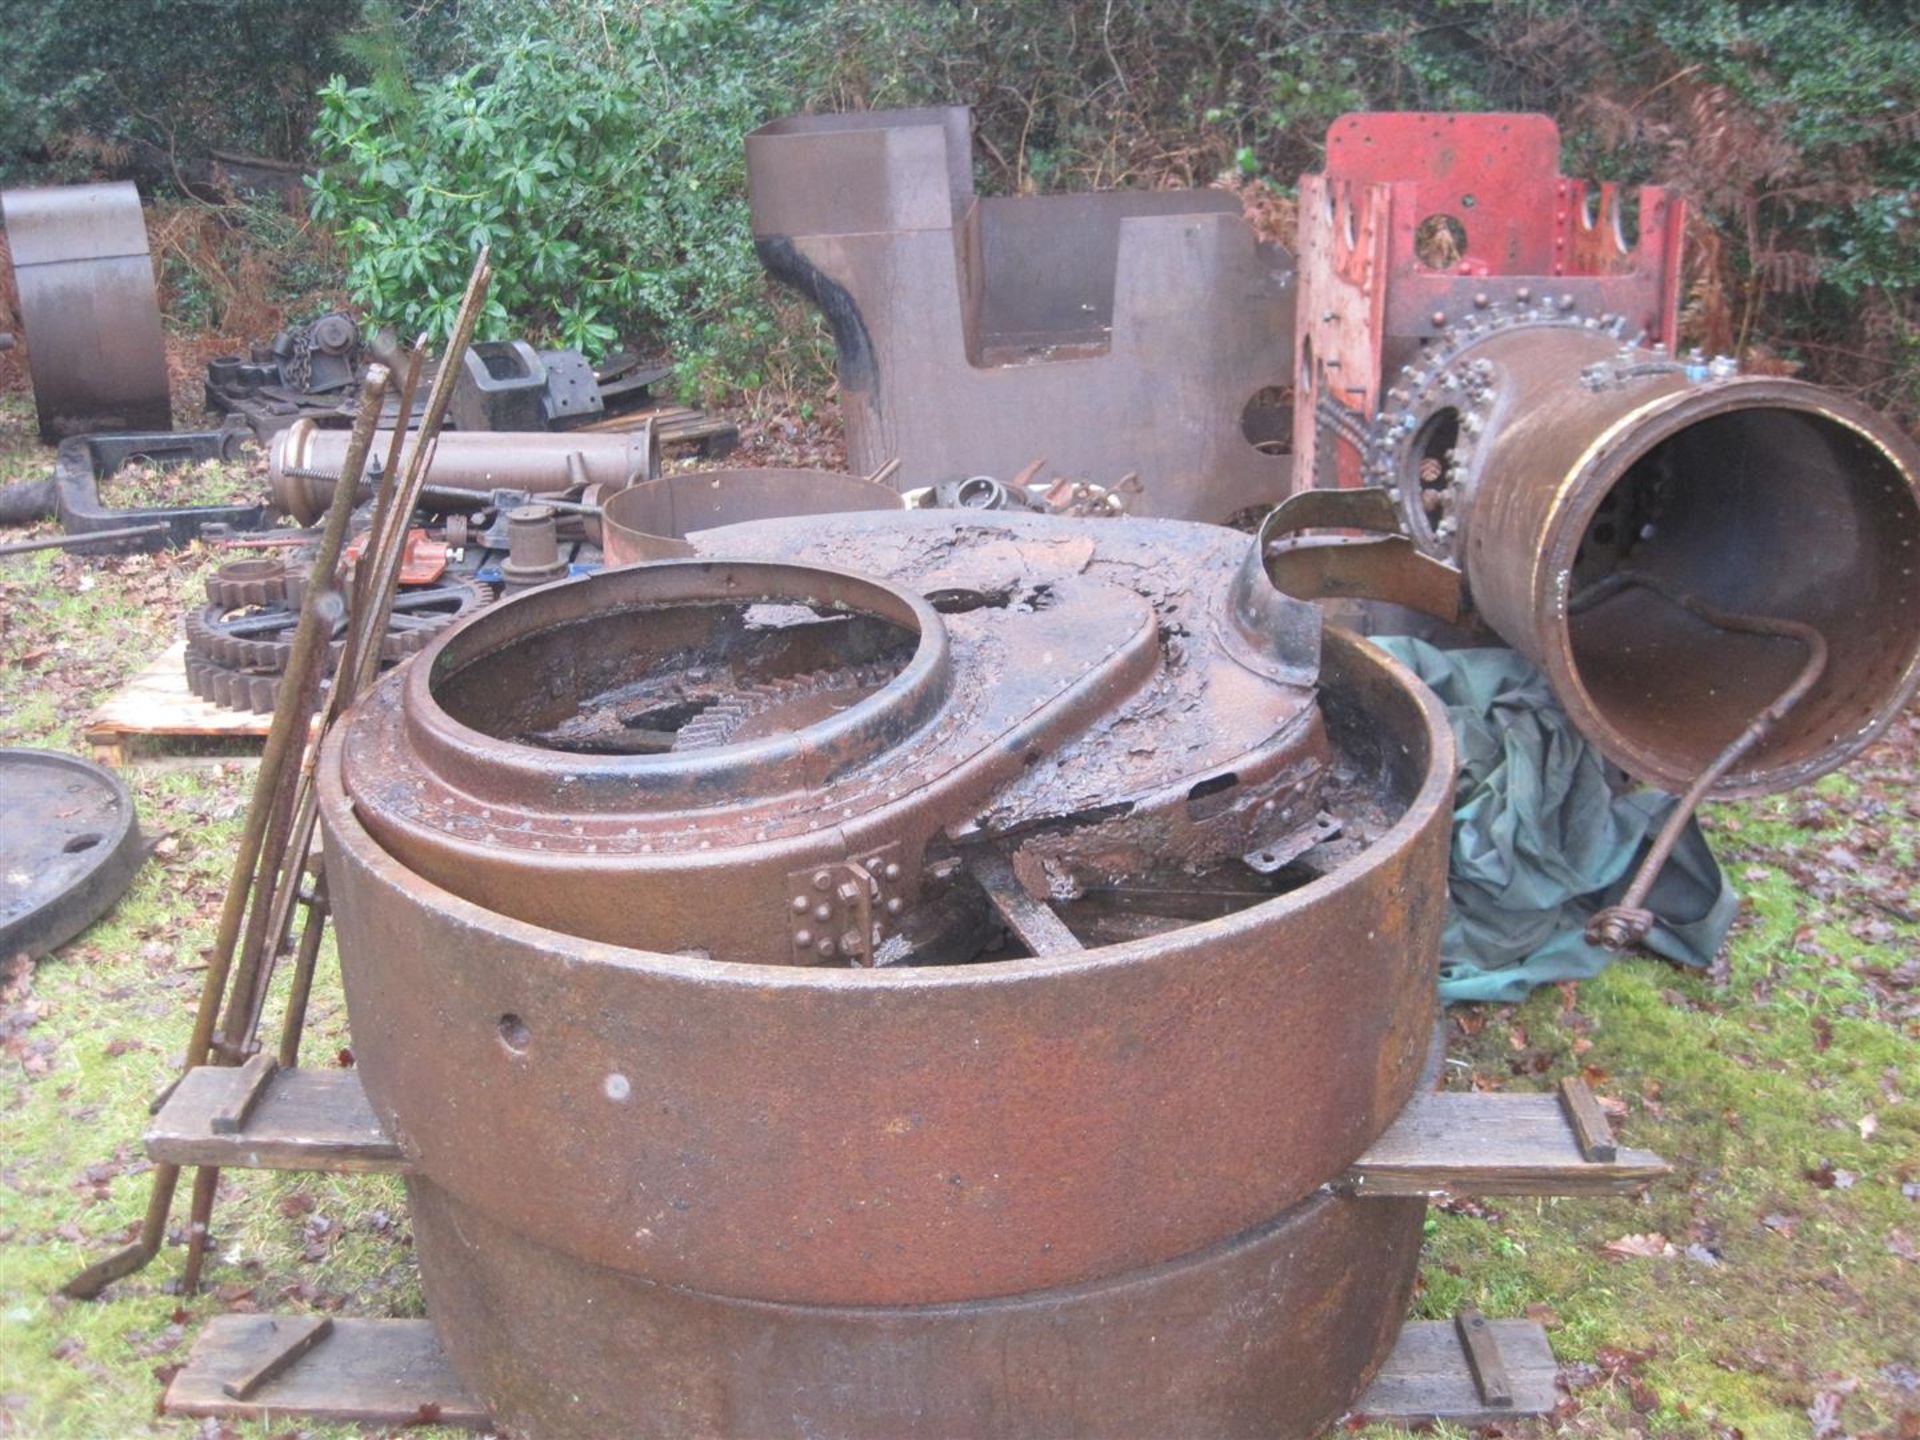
[1291,112,1686,490]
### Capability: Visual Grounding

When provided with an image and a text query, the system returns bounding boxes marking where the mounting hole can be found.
[1414,214,1468,270]
[1613,189,1640,248]
[1406,408,1461,522]
[497,1014,531,1054]
[1240,385,1294,455]
[62,833,102,854]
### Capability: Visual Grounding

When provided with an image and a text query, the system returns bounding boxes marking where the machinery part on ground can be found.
[53,429,266,551]
[499,506,569,589]
[406,1176,1425,1440]
[320,506,1455,1435]
[205,556,296,608]
[205,312,412,439]
[184,652,287,714]
[1295,114,1920,798]
[451,341,604,432]
[269,420,659,525]
[599,467,903,565]
[0,749,144,962]
[0,474,57,526]
[185,576,492,673]
[0,182,171,442]
[747,107,1297,523]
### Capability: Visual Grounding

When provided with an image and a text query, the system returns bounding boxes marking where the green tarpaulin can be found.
[1372,637,1738,1004]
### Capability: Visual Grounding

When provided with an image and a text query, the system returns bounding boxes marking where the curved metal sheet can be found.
[1,183,170,441]
[409,1178,1425,1440]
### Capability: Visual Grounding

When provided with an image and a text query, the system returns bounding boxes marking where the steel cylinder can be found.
[269,419,656,523]
[1409,326,1920,795]
[320,510,1455,1437]
[1,183,170,441]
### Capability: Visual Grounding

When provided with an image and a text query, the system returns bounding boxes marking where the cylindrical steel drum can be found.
[269,420,657,523]
[601,467,903,564]
[1,183,170,441]
[1385,324,1920,796]
[321,511,1455,1438]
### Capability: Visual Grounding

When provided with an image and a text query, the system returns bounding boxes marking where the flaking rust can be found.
[319,506,1459,1438]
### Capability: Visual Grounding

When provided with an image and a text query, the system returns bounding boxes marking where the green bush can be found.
[308,1,842,394]
[0,0,361,181]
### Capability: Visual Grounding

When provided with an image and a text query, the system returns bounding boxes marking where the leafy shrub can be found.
[0,0,360,181]
[309,1,842,395]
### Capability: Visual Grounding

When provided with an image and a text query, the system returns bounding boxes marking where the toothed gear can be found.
[672,665,896,752]
[204,556,301,608]
[184,653,290,714]
[1364,301,1636,560]
[184,576,495,670]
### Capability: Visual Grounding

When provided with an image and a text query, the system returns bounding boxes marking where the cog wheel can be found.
[184,576,495,670]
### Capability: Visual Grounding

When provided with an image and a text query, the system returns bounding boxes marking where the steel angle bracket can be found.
[1258,487,1467,624]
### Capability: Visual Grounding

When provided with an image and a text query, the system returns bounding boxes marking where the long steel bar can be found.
[60,364,392,1300]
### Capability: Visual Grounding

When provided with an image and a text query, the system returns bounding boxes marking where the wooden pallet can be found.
[84,640,269,766]
[162,1308,1555,1429]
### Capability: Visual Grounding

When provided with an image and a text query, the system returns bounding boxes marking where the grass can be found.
[2,383,1916,1438]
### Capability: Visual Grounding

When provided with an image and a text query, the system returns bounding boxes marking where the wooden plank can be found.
[1453,1308,1513,1409]
[1352,1319,1556,1425]
[1558,1074,1619,1162]
[166,1316,487,1428]
[210,1053,277,1135]
[968,851,1084,957]
[85,640,271,763]
[1341,1089,1668,1197]
[222,1314,331,1400]
[147,1064,407,1174]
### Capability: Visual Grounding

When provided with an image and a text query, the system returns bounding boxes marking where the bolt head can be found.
[812,870,832,891]
[794,929,812,947]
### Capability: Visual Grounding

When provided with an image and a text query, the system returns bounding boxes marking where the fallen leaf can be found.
[1859,1113,1879,1140]
[1602,1232,1674,1260]
[1889,1229,1919,1262]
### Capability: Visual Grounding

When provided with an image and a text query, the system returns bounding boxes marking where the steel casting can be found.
[1294,114,1920,796]
[0,182,172,441]
[747,108,1297,522]
[318,507,1456,1437]
[269,420,659,524]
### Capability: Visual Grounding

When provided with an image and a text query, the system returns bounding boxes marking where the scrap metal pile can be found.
[26,108,1920,1440]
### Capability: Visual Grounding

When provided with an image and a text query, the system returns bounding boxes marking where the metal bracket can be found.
[785,844,909,965]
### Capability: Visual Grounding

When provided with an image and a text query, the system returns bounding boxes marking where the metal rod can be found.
[0,523,168,556]
[275,890,331,1069]
[1576,569,1828,951]
[59,364,393,1301]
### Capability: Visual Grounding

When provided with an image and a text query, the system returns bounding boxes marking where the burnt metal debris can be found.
[1290,113,1920,799]
[0,748,144,962]
[0,182,172,441]
[320,508,1456,1436]
[747,107,1296,522]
